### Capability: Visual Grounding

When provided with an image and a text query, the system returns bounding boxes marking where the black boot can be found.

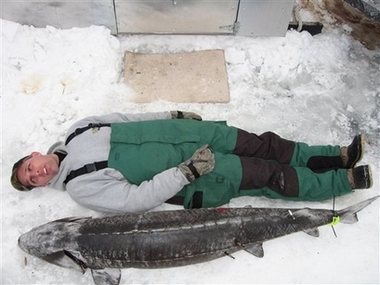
[347,165,373,189]
[342,134,365,169]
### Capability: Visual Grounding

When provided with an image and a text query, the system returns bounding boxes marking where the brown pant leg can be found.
[239,157,299,197]
[233,129,295,164]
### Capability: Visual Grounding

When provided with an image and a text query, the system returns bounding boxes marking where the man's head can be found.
[10,152,60,191]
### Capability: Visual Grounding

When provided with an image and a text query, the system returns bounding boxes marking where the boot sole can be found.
[365,165,373,189]
[350,134,365,168]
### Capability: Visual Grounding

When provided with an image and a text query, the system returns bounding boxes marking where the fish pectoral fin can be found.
[244,242,264,258]
[91,268,121,285]
[64,250,88,272]
[303,227,320,237]
[41,251,85,272]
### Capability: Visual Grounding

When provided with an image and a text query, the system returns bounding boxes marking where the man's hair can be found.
[10,155,34,191]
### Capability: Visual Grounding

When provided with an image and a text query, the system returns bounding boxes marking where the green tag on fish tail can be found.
[329,216,340,226]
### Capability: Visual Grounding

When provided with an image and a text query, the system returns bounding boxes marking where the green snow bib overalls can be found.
[108,120,242,208]
[107,120,352,208]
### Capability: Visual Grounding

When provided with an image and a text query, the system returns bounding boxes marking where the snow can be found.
[1,18,379,284]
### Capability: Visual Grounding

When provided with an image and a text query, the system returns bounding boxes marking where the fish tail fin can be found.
[337,195,379,224]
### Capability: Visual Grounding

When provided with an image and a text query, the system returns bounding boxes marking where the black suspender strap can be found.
[65,123,111,145]
[63,123,111,184]
[64,161,108,185]
[165,191,203,209]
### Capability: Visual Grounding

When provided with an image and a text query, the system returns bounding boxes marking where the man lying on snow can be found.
[11,111,373,214]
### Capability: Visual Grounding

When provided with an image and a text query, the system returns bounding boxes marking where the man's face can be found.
[16,152,59,188]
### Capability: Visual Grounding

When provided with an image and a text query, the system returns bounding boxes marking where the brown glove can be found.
[170,110,202,121]
[178,145,215,182]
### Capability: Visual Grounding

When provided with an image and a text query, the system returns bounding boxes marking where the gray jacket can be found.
[48,112,189,214]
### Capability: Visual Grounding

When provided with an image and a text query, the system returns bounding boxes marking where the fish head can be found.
[19,217,123,284]
[18,217,87,271]
[19,220,78,256]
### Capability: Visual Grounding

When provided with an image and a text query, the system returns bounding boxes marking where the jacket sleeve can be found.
[66,167,190,214]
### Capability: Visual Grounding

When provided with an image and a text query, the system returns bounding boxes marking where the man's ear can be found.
[31,151,42,157]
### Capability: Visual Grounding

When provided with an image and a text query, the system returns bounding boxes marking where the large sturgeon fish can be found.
[18,196,379,285]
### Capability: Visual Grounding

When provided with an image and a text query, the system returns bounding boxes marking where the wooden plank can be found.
[124,50,230,103]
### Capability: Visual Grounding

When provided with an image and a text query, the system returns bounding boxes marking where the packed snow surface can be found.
[1,19,379,284]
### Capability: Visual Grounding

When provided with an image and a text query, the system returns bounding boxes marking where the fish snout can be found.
[18,230,48,256]
[18,232,31,253]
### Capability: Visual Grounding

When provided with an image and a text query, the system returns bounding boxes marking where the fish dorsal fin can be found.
[52,217,91,223]
[92,268,121,285]
[291,208,312,218]
[303,227,320,237]
[244,242,264,258]
[289,209,320,237]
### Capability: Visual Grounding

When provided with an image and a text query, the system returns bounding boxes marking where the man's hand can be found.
[170,110,202,121]
[178,145,215,182]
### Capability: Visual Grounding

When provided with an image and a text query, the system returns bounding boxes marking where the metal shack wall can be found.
[0,0,295,37]
[0,0,117,34]
[237,0,295,36]
[115,0,239,34]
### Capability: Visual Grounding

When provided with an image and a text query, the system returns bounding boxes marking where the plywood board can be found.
[124,50,230,103]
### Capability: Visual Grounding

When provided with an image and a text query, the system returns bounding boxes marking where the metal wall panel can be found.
[0,0,117,34]
[115,0,239,34]
[237,0,295,36]
[1,0,295,37]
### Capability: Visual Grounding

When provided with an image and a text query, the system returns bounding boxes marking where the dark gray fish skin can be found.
[77,207,329,269]
[18,196,379,284]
